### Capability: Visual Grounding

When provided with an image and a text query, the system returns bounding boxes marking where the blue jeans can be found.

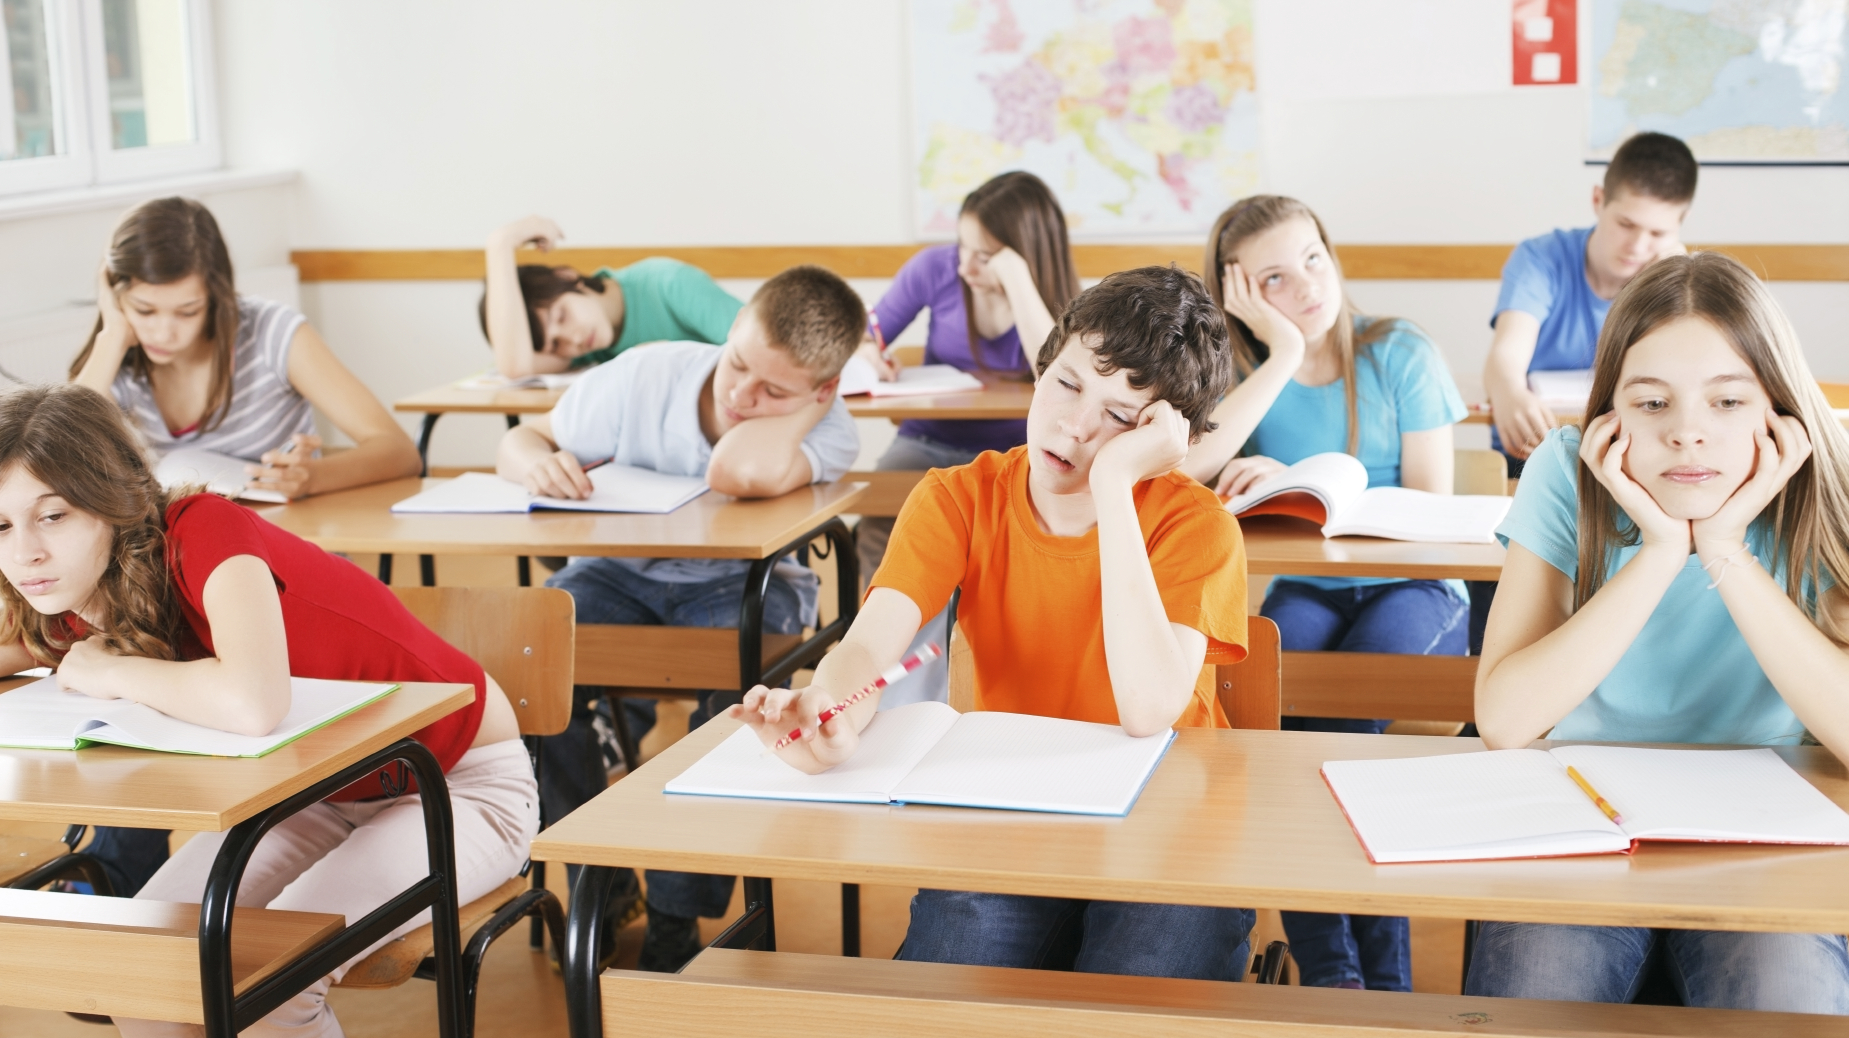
[899,890,1255,981]
[1466,922,1849,1014]
[543,557,805,919]
[1263,578,1468,990]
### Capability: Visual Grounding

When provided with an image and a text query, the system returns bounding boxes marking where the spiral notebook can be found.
[0,676,398,757]
[665,701,1175,816]
[1322,746,1849,864]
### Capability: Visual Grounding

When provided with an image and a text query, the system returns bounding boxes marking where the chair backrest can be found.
[1216,616,1280,730]
[392,586,575,737]
[890,344,926,368]
[946,616,1281,731]
[1453,449,1509,497]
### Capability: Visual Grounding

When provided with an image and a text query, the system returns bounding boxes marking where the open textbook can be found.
[665,701,1175,817]
[0,676,397,757]
[1527,368,1593,411]
[456,371,584,391]
[157,447,290,505]
[390,467,708,515]
[1322,746,1849,864]
[1222,452,1512,544]
[837,355,984,398]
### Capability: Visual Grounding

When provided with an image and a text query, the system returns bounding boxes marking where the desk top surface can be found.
[255,478,867,559]
[395,385,561,415]
[532,721,1849,933]
[1239,516,1507,581]
[843,376,1035,421]
[0,683,472,831]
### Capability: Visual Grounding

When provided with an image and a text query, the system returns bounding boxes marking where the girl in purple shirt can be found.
[855,172,1080,701]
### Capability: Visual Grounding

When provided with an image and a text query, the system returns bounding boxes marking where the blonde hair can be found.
[0,384,186,664]
[1204,195,1404,454]
[1576,252,1849,643]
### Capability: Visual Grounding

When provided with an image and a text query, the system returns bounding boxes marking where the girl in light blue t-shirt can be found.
[1472,252,1849,1013]
[1182,196,1466,994]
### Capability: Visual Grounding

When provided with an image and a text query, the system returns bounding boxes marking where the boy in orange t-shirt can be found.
[731,265,1252,980]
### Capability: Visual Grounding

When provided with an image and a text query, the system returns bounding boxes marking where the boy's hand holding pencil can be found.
[728,644,942,774]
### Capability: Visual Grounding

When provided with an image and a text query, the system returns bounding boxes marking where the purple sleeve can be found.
[873,245,949,343]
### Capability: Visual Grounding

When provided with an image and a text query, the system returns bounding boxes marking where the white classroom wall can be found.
[1,0,1845,466]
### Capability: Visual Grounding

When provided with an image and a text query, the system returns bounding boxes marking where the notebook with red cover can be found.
[1321,745,1849,864]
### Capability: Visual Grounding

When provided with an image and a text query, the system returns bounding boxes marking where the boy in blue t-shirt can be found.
[1483,132,1697,474]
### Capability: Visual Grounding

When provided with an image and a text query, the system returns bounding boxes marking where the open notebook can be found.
[390,468,708,515]
[1223,452,1512,544]
[156,447,290,505]
[0,676,398,757]
[456,371,584,391]
[665,701,1175,816]
[837,356,984,398]
[1527,369,1593,411]
[1322,746,1849,864]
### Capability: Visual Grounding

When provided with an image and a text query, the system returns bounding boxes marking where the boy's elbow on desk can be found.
[705,459,802,499]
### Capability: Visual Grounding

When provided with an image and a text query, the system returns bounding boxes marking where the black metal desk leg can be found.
[377,554,393,584]
[421,554,437,587]
[417,414,441,476]
[517,556,532,587]
[742,876,776,952]
[564,864,625,1038]
[841,883,861,957]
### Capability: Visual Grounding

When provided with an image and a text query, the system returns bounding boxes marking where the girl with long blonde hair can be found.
[1472,252,1849,1011]
[1181,195,1468,993]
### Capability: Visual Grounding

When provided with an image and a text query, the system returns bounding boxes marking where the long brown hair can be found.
[1204,195,1404,454]
[70,197,240,432]
[1575,252,1849,643]
[959,171,1081,373]
[0,384,186,664]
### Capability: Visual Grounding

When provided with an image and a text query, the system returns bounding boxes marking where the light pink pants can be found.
[116,739,539,1038]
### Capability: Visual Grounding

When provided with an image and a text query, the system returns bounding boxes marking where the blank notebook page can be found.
[1322,751,1626,862]
[664,701,962,804]
[1550,745,1849,843]
[890,711,1175,816]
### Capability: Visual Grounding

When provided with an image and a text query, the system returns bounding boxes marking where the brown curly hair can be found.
[0,384,185,664]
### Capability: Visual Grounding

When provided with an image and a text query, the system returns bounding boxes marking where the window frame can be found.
[0,0,220,199]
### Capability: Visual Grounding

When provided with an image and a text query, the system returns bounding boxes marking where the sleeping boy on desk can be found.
[496,265,864,972]
[732,266,1257,982]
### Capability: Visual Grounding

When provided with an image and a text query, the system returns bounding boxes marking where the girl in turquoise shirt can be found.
[1470,252,1849,1013]
[1182,196,1467,994]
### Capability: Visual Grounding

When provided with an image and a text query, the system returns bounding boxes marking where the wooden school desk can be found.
[393,384,563,469]
[844,374,1034,422]
[0,682,475,1037]
[534,722,1849,1038]
[256,477,868,695]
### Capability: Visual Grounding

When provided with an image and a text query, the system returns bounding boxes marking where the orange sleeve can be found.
[1148,484,1249,665]
[867,469,971,623]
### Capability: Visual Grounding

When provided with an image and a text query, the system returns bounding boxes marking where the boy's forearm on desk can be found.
[496,423,559,480]
[707,403,828,497]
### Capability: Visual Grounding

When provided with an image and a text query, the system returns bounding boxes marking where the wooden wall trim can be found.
[291,243,1849,283]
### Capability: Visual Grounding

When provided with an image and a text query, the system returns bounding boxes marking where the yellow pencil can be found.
[1566,766,1625,826]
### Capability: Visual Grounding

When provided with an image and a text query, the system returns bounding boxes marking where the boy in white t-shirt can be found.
[497,265,863,970]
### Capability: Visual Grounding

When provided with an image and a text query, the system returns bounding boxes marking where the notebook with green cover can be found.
[0,676,398,757]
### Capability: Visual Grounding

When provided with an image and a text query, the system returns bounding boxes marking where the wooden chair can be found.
[948,616,1282,732]
[1453,448,1509,497]
[332,586,574,1036]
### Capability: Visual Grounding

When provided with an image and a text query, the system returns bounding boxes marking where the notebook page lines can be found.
[891,711,1173,815]
[1549,745,1849,843]
[1321,750,1626,862]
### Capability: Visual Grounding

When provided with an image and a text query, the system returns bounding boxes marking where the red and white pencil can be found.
[770,643,942,750]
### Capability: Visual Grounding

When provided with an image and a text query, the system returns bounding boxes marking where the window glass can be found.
[101,0,193,150]
[2,0,59,160]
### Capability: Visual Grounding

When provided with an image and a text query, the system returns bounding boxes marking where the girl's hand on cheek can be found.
[1580,412,1689,554]
[56,637,126,700]
[1693,408,1812,562]
[1222,264,1305,366]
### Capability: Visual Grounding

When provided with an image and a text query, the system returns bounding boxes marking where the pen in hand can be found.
[770,644,942,751]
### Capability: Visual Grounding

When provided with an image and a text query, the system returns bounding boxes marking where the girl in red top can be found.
[0,384,536,1038]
